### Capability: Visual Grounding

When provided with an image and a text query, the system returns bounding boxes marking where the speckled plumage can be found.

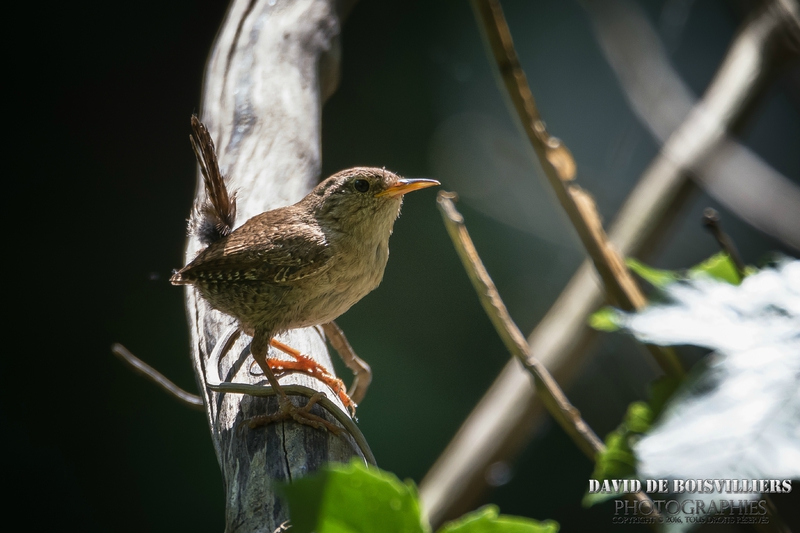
[172,167,437,357]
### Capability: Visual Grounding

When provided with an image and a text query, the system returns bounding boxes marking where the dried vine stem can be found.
[422,2,790,526]
[112,343,204,410]
[438,193,602,458]
[702,208,746,280]
[436,192,658,515]
[470,0,683,377]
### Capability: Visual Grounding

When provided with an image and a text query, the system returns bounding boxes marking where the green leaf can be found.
[588,306,620,332]
[623,402,653,433]
[583,378,682,507]
[647,376,682,418]
[625,258,679,288]
[743,265,758,277]
[437,505,559,533]
[283,459,428,533]
[581,488,622,507]
[583,430,637,507]
[688,252,740,285]
[591,431,637,479]
[626,252,746,292]
[285,461,556,533]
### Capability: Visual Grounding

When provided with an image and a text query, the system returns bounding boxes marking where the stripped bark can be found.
[180,1,368,531]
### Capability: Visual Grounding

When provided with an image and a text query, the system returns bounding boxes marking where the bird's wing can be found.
[178,212,333,284]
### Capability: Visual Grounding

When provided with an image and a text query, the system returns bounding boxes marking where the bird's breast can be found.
[332,233,390,299]
[286,231,390,329]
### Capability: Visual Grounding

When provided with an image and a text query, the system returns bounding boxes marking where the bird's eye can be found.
[353,179,370,193]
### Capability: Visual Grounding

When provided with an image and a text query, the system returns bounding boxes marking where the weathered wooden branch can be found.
[468,0,684,377]
[180,1,367,531]
[420,3,795,526]
[436,193,661,517]
[585,0,800,251]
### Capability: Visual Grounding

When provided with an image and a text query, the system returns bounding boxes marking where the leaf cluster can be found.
[283,460,559,533]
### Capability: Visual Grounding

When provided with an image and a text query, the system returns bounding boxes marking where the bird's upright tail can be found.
[188,114,238,246]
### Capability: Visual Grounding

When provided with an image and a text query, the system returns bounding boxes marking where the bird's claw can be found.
[266,339,359,416]
[245,392,342,435]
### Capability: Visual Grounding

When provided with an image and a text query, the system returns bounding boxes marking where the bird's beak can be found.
[376,178,440,198]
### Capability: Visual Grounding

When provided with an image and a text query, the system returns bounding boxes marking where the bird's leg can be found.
[321,322,372,405]
[268,338,356,414]
[245,332,341,434]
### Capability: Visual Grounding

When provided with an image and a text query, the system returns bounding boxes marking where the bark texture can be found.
[181,1,366,531]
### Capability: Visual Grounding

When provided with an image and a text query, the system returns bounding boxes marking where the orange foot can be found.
[246,392,341,434]
[266,338,357,416]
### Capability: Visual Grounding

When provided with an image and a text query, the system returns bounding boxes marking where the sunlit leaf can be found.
[283,459,427,533]
[588,306,620,332]
[688,251,740,285]
[285,460,556,533]
[627,252,744,290]
[437,505,558,533]
[626,258,679,288]
[618,259,800,531]
[583,377,682,508]
[623,402,652,433]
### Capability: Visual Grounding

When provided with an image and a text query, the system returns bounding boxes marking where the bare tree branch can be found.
[467,0,683,377]
[420,4,793,526]
[585,0,800,250]
[437,192,605,459]
[112,343,205,410]
[436,192,658,516]
[179,1,367,531]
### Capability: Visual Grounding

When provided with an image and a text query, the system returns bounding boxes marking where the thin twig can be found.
[321,322,372,405]
[436,192,657,514]
[207,381,376,466]
[421,4,787,525]
[702,208,746,280]
[111,343,204,410]
[437,193,602,457]
[470,0,684,377]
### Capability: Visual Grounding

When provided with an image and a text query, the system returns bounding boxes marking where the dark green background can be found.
[7,0,798,531]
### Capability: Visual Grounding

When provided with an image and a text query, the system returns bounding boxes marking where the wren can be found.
[172,116,439,431]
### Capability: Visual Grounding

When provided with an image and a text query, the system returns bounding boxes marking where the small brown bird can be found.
[172,118,438,430]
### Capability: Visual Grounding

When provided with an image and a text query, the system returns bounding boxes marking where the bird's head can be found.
[308,167,439,232]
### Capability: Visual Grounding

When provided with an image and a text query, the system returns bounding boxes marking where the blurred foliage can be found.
[284,460,558,533]
[625,258,680,289]
[583,377,681,507]
[438,506,559,533]
[629,251,742,287]
[588,252,743,331]
[685,252,741,285]
[588,306,622,333]
[11,0,797,530]
[584,251,743,505]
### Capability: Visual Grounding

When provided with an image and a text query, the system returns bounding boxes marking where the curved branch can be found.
[586,0,800,250]
[420,3,794,526]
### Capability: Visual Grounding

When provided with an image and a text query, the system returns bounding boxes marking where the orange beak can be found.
[376,178,440,198]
